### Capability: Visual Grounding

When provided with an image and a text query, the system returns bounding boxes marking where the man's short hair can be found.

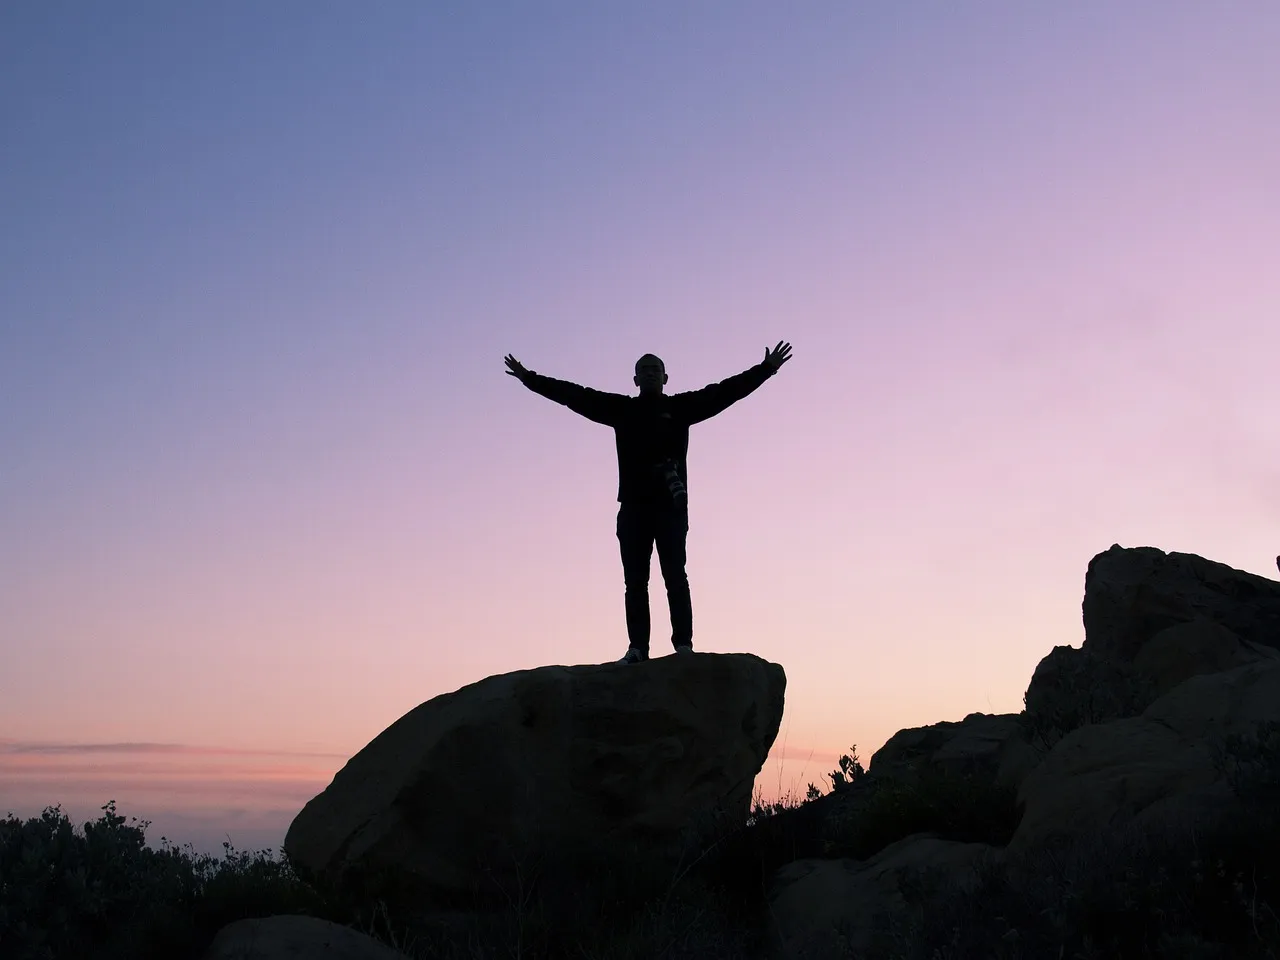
[635,353,665,374]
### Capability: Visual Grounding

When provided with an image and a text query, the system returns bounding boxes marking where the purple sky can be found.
[3,2,1279,855]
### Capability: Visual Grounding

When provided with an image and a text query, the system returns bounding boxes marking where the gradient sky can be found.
[3,2,1279,855]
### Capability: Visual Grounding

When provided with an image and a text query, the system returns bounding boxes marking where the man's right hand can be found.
[504,354,532,384]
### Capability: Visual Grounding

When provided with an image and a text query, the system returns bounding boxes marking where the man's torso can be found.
[613,394,690,504]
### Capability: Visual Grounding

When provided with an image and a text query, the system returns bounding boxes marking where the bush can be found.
[824,745,868,795]
[0,802,334,960]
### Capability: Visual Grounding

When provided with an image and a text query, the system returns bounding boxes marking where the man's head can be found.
[634,354,668,395]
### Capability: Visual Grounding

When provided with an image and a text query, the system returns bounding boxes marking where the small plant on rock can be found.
[825,745,868,794]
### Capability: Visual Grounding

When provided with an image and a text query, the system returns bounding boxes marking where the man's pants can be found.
[616,500,692,653]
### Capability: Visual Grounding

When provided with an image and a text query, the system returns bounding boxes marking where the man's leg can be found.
[616,503,656,655]
[654,503,692,649]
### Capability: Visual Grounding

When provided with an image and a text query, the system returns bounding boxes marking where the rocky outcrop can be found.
[202,916,409,960]
[1011,547,1280,849]
[284,652,785,906]
[766,545,1280,958]
[1023,547,1280,746]
[229,543,1280,960]
[1082,544,1280,662]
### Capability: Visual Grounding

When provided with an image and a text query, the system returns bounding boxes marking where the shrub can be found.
[0,802,333,960]
[825,745,868,794]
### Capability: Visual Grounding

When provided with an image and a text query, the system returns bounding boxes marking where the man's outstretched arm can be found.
[674,341,792,425]
[504,354,625,427]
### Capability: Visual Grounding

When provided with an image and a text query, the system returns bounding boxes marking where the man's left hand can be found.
[763,340,792,373]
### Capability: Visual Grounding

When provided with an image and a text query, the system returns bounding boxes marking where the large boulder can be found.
[1011,659,1280,852]
[1082,544,1280,662]
[284,653,785,906]
[202,916,408,960]
[767,834,997,959]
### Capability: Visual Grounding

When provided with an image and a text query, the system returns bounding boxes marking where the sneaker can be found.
[619,646,649,664]
[674,645,694,655]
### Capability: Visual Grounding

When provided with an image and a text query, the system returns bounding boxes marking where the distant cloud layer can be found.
[0,739,348,758]
[0,740,340,854]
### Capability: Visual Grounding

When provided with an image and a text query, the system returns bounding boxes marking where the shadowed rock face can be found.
[283,652,785,905]
[1133,619,1280,697]
[1012,659,1280,852]
[1082,544,1280,662]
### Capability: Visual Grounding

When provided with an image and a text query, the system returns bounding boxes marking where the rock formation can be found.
[1023,546,1280,748]
[283,651,785,906]
[766,544,1280,957]
[204,543,1280,958]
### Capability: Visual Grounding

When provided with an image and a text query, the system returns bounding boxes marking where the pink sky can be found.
[3,4,1279,854]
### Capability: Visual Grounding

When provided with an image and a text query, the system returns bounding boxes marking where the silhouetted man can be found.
[504,342,793,663]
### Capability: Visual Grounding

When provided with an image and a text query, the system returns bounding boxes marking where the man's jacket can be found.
[522,363,776,504]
